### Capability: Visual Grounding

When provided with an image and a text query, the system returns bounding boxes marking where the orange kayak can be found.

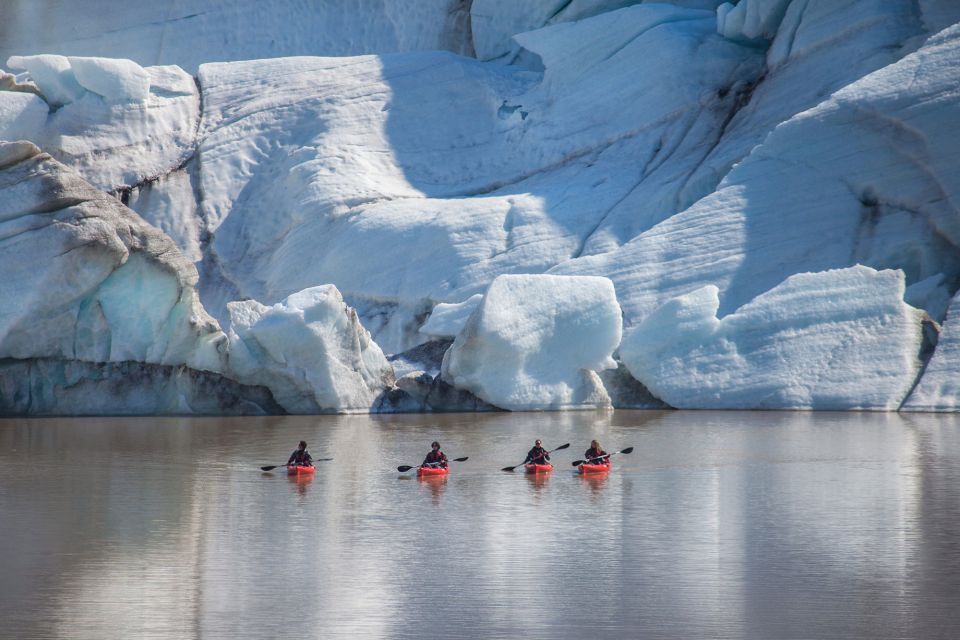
[524,463,553,473]
[287,465,316,476]
[578,461,611,474]
[417,465,449,477]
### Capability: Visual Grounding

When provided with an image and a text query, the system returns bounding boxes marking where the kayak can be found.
[578,461,612,474]
[417,465,449,477]
[524,463,553,474]
[287,464,316,476]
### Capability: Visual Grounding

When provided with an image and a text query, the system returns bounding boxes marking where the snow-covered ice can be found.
[441,274,621,410]
[620,266,925,410]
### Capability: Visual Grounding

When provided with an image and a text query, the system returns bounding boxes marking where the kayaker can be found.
[524,439,550,466]
[584,440,608,465]
[287,440,314,467]
[422,441,448,469]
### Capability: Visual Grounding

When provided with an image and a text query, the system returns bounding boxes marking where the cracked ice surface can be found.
[197,4,762,352]
[620,266,925,410]
[554,24,960,329]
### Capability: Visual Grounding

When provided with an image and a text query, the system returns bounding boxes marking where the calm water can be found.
[1,411,959,640]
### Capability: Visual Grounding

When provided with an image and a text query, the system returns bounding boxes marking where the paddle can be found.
[397,457,468,473]
[260,458,333,472]
[571,446,634,467]
[501,443,570,472]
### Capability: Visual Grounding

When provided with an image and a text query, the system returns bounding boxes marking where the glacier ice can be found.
[441,274,621,410]
[0,141,223,373]
[0,59,198,192]
[225,285,395,413]
[0,1,474,74]
[716,0,790,43]
[620,266,925,410]
[1,0,959,414]
[6,54,86,107]
[195,4,761,351]
[554,23,960,329]
[67,56,151,101]
[0,141,402,415]
[904,290,960,411]
[420,295,484,339]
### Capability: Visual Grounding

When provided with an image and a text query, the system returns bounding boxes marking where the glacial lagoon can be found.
[2,410,958,639]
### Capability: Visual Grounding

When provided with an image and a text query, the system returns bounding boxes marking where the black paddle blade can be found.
[553,443,570,451]
[260,465,281,471]
[397,465,416,472]
[501,466,518,472]
[571,459,585,466]
[453,456,469,462]
[620,447,635,454]
[314,458,334,462]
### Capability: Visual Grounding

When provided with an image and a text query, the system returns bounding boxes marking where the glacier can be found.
[441,274,622,410]
[1,0,959,414]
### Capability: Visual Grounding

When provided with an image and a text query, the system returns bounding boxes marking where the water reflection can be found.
[1,411,959,639]
[417,474,447,504]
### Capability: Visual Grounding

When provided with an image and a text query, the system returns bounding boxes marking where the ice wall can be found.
[620,267,925,410]
[0,1,474,73]
[2,1,960,413]
[441,275,622,410]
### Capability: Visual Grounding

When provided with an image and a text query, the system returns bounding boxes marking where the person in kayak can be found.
[422,441,448,469]
[585,440,609,465]
[287,440,314,467]
[524,439,550,466]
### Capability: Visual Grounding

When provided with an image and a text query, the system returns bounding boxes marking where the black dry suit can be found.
[288,448,313,466]
[525,446,550,465]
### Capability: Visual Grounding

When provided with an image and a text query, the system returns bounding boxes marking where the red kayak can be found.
[417,465,449,477]
[524,463,553,474]
[578,461,611,474]
[287,465,316,476]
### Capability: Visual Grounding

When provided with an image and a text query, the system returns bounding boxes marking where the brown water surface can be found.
[1,411,958,639]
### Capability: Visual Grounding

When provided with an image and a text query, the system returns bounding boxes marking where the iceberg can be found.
[620,266,925,410]
[441,274,621,410]
[225,286,395,413]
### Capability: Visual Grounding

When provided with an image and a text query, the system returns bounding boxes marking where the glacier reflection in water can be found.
[1,411,959,639]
